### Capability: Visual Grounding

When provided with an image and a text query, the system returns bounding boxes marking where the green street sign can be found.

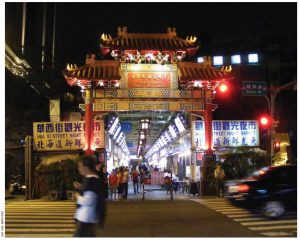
[242,81,267,96]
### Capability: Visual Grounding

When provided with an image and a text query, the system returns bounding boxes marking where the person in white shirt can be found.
[73,155,105,237]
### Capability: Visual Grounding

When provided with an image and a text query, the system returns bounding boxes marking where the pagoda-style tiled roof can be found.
[177,61,232,81]
[63,57,121,87]
[100,27,199,54]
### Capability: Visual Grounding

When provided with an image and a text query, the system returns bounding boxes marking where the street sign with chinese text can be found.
[242,81,267,96]
[193,120,259,150]
[33,120,105,151]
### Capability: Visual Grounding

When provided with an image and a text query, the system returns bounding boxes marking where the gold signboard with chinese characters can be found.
[94,89,202,99]
[120,63,178,89]
[93,99,204,111]
[33,120,105,151]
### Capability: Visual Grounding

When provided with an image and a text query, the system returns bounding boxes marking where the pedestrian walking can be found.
[139,169,146,192]
[184,177,190,194]
[173,175,179,194]
[108,170,118,200]
[98,165,109,199]
[214,163,226,197]
[73,155,106,237]
[164,173,172,194]
[117,167,124,199]
[123,167,129,199]
[131,167,139,194]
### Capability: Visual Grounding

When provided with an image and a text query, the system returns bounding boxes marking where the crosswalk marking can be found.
[215,209,251,213]
[6,216,73,219]
[227,214,262,218]
[5,202,77,237]
[260,232,294,236]
[233,215,295,222]
[241,219,297,226]
[197,198,297,237]
[5,228,75,233]
[249,225,297,231]
[5,234,74,237]
[6,213,73,216]
[6,219,75,223]
[6,223,75,227]
[208,206,241,210]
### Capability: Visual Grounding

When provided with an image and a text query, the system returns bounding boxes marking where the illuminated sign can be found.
[113,125,121,139]
[169,124,177,139]
[108,116,119,135]
[231,55,241,64]
[121,63,178,90]
[174,116,185,133]
[128,72,171,88]
[193,120,259,149]
[33,120,105,151]
[248,53,258,63]
[213,56,223,66]
[164,131,172,142]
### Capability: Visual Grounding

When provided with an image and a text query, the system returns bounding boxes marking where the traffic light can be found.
[219,83,228,93]
[259,115,272,128]
[274,141,281,153]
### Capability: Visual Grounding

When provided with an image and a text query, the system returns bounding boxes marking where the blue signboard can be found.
[121,122,132,133]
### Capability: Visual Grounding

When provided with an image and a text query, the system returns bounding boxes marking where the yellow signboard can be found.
[33,120,105,151]
[94,99,204,111]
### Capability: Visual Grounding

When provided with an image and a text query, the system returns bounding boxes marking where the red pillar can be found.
[204,102,213,155]
[84,88,94,155]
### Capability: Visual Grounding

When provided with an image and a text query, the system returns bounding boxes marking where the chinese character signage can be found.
[121,63,178,89]
[242,81,267,96]
[128,72,171,88]
[193,120,259,149]
[33,120,105,151]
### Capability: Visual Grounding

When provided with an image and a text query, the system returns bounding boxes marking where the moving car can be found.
[225,164,297,218]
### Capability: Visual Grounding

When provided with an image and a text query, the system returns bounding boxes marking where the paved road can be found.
[5,198,296,237]
[194,198,297,237]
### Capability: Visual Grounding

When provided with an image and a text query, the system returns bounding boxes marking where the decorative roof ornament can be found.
[166,27,177,37]
[101,33,112,42]
[221,65,232,73]
[185,36,197,43]
[85,54,96,65]
[66,63,78,71]
[118,26,128,37]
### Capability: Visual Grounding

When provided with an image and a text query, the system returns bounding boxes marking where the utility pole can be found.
[264,80,296,164]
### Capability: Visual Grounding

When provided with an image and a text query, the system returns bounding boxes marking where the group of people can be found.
[72,155,226,237]
[107,166,130,200]
[97,164,148,201]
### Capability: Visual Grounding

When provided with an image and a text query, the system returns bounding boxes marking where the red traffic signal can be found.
[219,83,228,93]
[259,115,272,128]
[274,141,280,152]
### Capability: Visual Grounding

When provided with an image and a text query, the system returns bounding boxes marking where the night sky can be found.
[6,3,297,68]
[5,2,297,155]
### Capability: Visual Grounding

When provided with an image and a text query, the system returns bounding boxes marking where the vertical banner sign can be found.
[193,120,259,150]
[33,120,105,151]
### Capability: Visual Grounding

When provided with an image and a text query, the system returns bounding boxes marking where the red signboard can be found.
[128,72,171,88]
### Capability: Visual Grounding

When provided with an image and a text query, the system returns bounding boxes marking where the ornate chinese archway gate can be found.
[63,27,232,194]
